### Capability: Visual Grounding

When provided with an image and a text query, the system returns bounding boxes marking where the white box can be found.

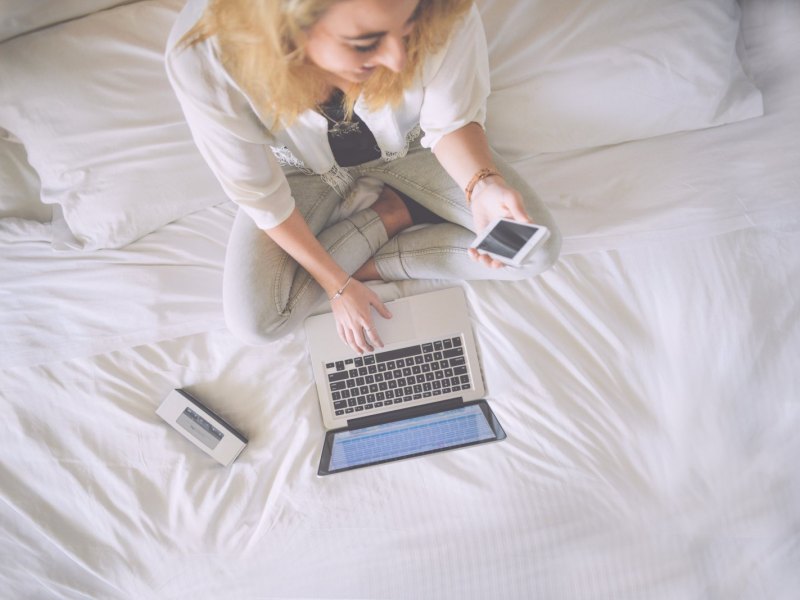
[156,389,248,466]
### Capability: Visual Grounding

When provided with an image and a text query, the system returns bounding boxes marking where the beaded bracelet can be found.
[329,276,353,302]
[465,168,501,204]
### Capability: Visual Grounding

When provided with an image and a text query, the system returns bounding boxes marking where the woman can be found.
[166,0,560,353]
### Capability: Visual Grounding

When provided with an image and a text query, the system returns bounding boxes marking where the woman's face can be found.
[304,0,420,87]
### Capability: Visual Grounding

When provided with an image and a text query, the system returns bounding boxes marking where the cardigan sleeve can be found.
[418,5,491,150]
[165,3,295,230]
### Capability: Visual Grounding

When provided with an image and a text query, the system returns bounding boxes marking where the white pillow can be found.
[478,0,764,158]
[0,0,227,250]
[0,0,137,42]
[0,136,51,222]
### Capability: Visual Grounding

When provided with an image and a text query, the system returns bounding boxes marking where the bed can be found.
[1,0,798,597]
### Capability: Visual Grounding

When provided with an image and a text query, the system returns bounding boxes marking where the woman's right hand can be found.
[330,279,392,354]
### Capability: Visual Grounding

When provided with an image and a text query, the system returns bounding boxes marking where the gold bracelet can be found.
[465,168,501,204]
[329,276,353,302]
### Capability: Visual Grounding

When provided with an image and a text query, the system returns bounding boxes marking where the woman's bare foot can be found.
[352,186,412,282]
[371,185,412,238]
[352,257,381,281]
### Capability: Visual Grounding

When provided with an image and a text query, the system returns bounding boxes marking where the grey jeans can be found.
[223,138,561,344]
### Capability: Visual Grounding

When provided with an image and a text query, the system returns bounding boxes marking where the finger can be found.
[507,205,531,224]
[353,325,373,354]
[363,323,384,349]
[468,248,481,262]
[347,323,369,354]
[473,250,488,266]
[344,328,361,354]
[371,297,392,320]
[507,195,532,223]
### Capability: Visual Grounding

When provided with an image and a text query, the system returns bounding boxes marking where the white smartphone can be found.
[470,218,550,266]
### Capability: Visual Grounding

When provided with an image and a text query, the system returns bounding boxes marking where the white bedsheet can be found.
[2,227,798,598]
[0,204,232,369]
[1,0,799,598]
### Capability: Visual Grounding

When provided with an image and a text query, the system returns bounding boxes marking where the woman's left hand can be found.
[468,176,532,268]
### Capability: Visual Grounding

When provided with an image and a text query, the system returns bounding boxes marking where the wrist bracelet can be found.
[465,168,501,204]
[329,276,353,302]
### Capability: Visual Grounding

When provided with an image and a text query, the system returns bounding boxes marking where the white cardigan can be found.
[166,1,490,230]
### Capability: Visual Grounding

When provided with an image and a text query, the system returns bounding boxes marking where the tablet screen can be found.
[318,400,505,475]
[476,220,540,259]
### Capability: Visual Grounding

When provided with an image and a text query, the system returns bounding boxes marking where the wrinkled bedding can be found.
[1,0,798,598]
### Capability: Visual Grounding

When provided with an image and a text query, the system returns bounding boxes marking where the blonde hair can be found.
[181,0,473,128]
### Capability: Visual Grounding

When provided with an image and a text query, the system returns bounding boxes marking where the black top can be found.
[318,89,381,167]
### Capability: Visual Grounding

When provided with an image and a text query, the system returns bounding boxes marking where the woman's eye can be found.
[352,40,380,53]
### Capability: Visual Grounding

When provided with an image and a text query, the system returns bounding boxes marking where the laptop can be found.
[304,286,506,475]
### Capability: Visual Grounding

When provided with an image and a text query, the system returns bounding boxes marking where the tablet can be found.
[318,399,506,476]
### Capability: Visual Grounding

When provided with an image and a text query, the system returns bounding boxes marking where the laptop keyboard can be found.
[325,335,472,417]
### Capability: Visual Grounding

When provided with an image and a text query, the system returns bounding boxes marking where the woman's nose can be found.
[375,34,407,73]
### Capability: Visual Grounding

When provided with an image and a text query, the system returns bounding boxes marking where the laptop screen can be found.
[318,400,505,475]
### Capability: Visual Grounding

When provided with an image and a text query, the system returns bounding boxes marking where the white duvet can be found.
[2,227,799,598]
[1,0,799,598]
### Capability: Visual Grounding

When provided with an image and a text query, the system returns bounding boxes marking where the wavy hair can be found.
[181,0,473,128]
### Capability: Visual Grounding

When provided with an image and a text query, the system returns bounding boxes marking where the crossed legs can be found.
[223,144,560,344]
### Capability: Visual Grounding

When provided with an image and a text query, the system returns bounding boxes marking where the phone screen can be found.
[476,220,540,259]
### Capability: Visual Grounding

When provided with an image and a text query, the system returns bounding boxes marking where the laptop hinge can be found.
[346,397,464,430]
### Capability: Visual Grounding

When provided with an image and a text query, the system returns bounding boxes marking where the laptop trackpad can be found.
[371,299,417,345]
